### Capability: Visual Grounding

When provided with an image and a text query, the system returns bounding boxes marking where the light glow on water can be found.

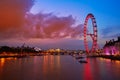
[0,55,120,80]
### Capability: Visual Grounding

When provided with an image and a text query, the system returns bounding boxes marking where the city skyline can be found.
[0,0,120,49]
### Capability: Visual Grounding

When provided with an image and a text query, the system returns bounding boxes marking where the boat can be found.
[79,58,88,63]
[79,60,88,63]
[79,54,88,63]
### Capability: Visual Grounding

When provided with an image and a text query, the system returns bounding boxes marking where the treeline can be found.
[0,46,39,54]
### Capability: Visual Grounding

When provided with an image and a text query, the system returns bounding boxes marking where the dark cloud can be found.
[103,33,120,39]
[101,25,120,38]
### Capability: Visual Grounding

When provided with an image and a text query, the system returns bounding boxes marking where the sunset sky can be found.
[0,0,120,50]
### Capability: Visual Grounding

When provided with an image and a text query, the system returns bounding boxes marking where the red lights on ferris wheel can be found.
[84,13,98,53]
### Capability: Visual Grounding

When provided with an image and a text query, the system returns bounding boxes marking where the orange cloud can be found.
[0,0,83,40]
[0,0,34,39]
[25,12,83,39]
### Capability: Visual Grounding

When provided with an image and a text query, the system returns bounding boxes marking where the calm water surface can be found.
[0,55,120,80]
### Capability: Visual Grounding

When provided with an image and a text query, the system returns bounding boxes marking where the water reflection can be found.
[42,55,60,75]
[114,60,120,64]
[0,58,5,67]
[83,59,93,80]
[0,58,17,67]
[0,56,120,80]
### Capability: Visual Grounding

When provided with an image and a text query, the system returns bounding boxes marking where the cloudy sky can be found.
[0,0,120,50]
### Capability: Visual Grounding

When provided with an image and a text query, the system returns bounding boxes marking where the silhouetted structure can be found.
[0,46,39,54]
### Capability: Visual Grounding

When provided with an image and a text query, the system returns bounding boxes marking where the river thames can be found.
[0,55,120,80]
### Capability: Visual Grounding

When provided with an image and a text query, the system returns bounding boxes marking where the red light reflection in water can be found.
[83,59,93,80]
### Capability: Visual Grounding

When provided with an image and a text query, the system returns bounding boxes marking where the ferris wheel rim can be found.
[84,13,98,53]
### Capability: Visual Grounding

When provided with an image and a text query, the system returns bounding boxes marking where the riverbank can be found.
[100,55,120,61]
[0,53,43,58]
[88,55,120,61]
[1,53,120,61]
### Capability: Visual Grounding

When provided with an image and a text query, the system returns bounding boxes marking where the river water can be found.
[0,55,120,80]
